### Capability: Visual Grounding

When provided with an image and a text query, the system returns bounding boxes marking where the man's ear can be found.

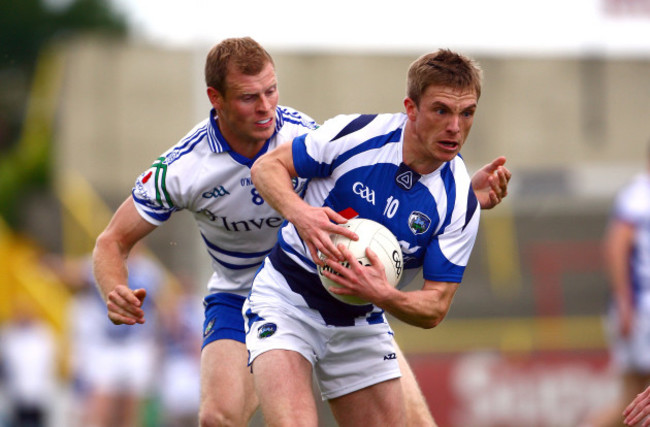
[404,97,418,121]
[207,87,223,110]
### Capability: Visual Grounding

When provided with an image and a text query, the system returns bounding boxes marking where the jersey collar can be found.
[206,108,280,155]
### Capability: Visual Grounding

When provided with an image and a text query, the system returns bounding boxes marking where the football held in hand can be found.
[318,218,403,305]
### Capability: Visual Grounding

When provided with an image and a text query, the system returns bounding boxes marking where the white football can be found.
[317,218,403,305]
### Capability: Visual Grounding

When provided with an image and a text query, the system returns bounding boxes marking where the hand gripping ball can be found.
[317,218,403,305]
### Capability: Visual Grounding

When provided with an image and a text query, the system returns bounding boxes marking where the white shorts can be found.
[78,339,157,395]
[159,354,201,416]
[606,301,650,373]
[244,262,401,400]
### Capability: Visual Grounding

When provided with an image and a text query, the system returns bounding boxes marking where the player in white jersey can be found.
[93,37,319,427]
[587,148,650,427]
[132,105,314,296]
[246,48,487,426]
[67,250,162,427]
[93,38,509,427]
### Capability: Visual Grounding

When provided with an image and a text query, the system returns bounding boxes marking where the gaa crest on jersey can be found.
[257,323,277,339]
[352,182,376,205]
[202,186,230,199]
[408,211,431,235]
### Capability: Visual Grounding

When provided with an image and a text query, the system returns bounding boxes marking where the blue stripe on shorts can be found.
[202,292,246,348]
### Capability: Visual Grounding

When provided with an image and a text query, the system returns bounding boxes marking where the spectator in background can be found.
[0,295,58,427]
[157,273,203,427]
[52,246,165,427]
[587,143,650,427]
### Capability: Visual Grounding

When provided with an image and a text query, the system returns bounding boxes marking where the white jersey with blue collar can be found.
[257,112,480,326]
[132,106,317,296]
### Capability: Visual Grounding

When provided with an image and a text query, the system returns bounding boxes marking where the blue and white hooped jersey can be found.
[261,112,480,326]
[132,106,317,295]
[611,173,650,304]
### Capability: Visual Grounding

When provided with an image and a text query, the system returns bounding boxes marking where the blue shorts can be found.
[202,293,247,349]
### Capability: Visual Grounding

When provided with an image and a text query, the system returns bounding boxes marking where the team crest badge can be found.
[257,323,277,339]
[408,211,431,235]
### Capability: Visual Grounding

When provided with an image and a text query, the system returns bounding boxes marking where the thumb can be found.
[133,288,147,304]
[487,156,507,172]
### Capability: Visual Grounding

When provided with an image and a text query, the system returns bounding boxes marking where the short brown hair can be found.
[204,37,274,96]
[406,49,483,106]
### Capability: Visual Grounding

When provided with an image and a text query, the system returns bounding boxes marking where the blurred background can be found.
[1,0,649,426]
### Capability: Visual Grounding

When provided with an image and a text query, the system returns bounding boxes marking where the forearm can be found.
[91,197,157,302]
[604,222,635,310]
[252,142,359,263]
[610,268,634,316]
[91,198,154,325]
[251,147,306,223]
[377,283,458,329]
[92,232,130,302]
[611,272,632,305]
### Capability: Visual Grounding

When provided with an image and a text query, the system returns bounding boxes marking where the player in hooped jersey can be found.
[246,48,491,425]
[93,38,509,426]
[591,144,650,427]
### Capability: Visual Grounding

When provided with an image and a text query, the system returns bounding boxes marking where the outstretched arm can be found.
[604,220,636,337]
[471,156,511,210]
[93,197,157,325]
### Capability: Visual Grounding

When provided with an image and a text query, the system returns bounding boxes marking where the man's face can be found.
[208,61,279,148]
[405,85,477,172]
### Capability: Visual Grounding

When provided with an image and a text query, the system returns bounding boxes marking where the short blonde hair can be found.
[204,37,274,96]
[407,49,483,106]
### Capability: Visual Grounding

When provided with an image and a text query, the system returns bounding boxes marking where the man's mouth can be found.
[439,140,458,149]
[257,118,273,126]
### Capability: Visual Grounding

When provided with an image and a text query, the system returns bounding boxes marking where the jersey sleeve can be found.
[422,171,480,284]
[132,154,185,226]
[292,114,377,179]
[613,179,648,226]
[292,133,332,179]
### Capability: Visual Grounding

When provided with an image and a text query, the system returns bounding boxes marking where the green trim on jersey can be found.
[152,157,174,208]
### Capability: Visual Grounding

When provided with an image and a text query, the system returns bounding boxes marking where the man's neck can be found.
[402,123,442,175]
[216,120,266,159]
[228,137,266,159]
